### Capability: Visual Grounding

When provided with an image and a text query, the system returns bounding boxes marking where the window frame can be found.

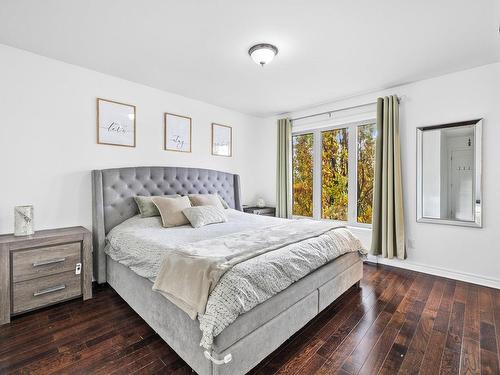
[291,118,376,228]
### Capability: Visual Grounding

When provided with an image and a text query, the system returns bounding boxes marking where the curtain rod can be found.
[291,101,377,122]
[290,96,400,122]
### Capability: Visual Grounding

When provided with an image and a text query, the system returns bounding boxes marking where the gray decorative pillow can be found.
[134,195,179,218]
[182,206,228,228]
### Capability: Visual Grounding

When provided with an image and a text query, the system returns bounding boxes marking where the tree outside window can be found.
[292,133,313,217]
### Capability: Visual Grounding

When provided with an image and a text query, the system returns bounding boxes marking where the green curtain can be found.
[276,118,292,218]
[370,96,406,259]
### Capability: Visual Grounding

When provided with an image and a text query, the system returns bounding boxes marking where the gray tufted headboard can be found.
[92,166,242,283]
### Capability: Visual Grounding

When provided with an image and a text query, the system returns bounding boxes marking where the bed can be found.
[92,166,364,375]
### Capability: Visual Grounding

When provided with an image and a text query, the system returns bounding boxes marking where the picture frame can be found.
[164,113,192,153]
[212,123,232,157]
[97,98,136,147]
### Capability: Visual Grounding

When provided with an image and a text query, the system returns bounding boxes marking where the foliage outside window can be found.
[321,128,348,221]
[292,133,314,216]
[292,121,376,225]
[357,124,377,224]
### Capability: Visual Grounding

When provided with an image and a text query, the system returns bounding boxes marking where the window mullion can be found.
[347,124,357,224]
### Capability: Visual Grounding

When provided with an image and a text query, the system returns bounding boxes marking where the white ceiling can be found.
[1,0,499,117]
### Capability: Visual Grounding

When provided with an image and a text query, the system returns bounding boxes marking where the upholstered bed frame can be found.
[91,166,362,375]
[92,166,242,284]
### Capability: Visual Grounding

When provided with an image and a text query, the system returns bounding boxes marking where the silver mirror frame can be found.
[416,119,482,228]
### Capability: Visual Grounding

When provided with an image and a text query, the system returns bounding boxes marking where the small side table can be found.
[0,226,92,325]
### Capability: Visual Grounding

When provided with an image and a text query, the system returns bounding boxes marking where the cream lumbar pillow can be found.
[151,196,192,227]
[188,194,225,210]
[182,206,227,228]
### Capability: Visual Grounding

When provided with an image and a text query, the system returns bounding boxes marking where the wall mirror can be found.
[417,119,482,227]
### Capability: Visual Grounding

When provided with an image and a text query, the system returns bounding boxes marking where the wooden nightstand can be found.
[243,206,276,217]
[0,226,92,325]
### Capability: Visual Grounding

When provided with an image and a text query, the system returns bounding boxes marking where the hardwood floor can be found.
[1,263,499,374]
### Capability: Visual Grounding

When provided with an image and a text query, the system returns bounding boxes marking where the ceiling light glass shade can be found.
[248,44,278,66]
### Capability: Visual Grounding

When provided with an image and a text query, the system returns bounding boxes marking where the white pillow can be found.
[182,206,227,228]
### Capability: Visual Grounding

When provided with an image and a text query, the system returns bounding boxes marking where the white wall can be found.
[268,62,500,288]
[0,44,269,234]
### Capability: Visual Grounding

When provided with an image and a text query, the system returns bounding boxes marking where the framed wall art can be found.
[97,98,136,147]
[212,123,232,157]
[164,113,192,152]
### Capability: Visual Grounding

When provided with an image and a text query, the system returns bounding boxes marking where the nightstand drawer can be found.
[12,242,81,282]
[244,207,276,216]
[12,271,81,314]
[253,209,274,215]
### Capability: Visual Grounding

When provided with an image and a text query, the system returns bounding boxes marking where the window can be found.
[292,133,314,217]
[292,120,376,226]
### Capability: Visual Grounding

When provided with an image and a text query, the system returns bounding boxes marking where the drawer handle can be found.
[32,258,66,267]
[33,284,66,297]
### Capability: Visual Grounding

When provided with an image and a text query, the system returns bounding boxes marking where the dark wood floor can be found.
[1,263,499,375]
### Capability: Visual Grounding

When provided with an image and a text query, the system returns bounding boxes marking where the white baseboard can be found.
[364,254,500,290]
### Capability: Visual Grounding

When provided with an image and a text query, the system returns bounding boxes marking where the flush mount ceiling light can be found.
[248,43,278,66]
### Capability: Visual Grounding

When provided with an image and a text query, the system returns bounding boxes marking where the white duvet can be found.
[105,209,286,279]
[105,209,365,350]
